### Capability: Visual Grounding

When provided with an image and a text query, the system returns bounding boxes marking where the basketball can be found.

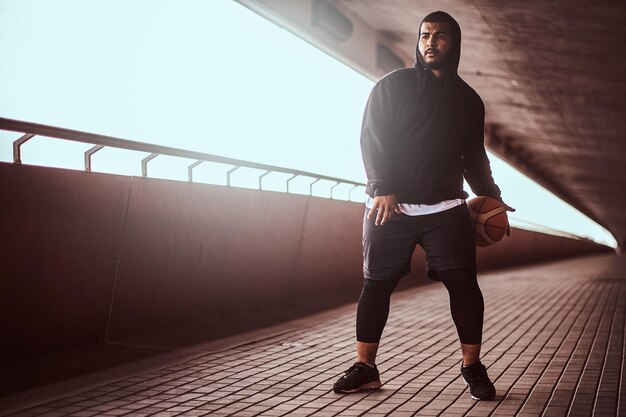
[467,196,508,246]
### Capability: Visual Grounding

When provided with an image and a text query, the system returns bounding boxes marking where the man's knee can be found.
[437,267,480,293]
[361,278,399,298]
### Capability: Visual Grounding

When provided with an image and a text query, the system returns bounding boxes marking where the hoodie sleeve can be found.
[462,96,502,201]
[360,77,400,197]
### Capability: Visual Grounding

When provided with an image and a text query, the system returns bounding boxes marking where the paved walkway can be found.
[2,254,625,416]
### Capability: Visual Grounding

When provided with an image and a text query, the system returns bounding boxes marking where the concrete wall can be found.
[0,163,612,361]
[0,164,130,361]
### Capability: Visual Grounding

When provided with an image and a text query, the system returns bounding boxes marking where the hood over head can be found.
[413,11,462,94]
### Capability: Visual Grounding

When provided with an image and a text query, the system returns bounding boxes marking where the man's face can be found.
[418,21,452,69]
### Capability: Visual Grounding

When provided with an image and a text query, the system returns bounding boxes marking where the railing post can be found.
[259,170,270,190]
[141,153,159,177]
[84,145,104,172]
[330,182,340,200]
[348,184,359,202]
[188,160,203,182]
[286,174,297,193]
[226,166,240,186]
[13,134,35,164]
[309,178,321,196]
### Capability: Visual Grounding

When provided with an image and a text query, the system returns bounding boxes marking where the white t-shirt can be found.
[365,197,464,216]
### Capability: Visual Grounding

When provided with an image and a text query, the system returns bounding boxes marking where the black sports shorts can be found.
[362,203,476,281]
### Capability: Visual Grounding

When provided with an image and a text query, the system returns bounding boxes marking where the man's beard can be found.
[421,51,449,70]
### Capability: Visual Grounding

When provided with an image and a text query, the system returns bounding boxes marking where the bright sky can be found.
[0,0,617,247]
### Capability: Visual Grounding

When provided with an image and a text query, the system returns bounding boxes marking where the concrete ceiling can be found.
[238,0,626,249]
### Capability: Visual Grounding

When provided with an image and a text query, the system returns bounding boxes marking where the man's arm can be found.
[361,77,399,198]
[361,77,401,225]
[463,97,515,232]
[462,99,502,200]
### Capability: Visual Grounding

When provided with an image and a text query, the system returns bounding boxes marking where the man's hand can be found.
[502,202,516,236]
[367,195,401,226]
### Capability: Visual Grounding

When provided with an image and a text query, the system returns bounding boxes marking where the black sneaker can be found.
[333,362,382,393]
[461,361,496,400]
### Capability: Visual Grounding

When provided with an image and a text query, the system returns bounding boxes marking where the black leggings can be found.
[356,268,484,344]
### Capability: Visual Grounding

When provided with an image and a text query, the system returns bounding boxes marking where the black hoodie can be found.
[360,11,501,204]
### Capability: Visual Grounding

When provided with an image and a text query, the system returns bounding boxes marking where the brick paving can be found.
[2,254,625,416]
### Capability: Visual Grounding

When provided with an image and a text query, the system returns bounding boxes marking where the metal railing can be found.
[0,117,366,200]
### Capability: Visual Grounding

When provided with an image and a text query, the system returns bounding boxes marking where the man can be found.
[333,11,514,401]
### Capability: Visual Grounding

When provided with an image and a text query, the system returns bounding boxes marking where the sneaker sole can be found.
[335,380,382,394]
[463,378,495,401]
